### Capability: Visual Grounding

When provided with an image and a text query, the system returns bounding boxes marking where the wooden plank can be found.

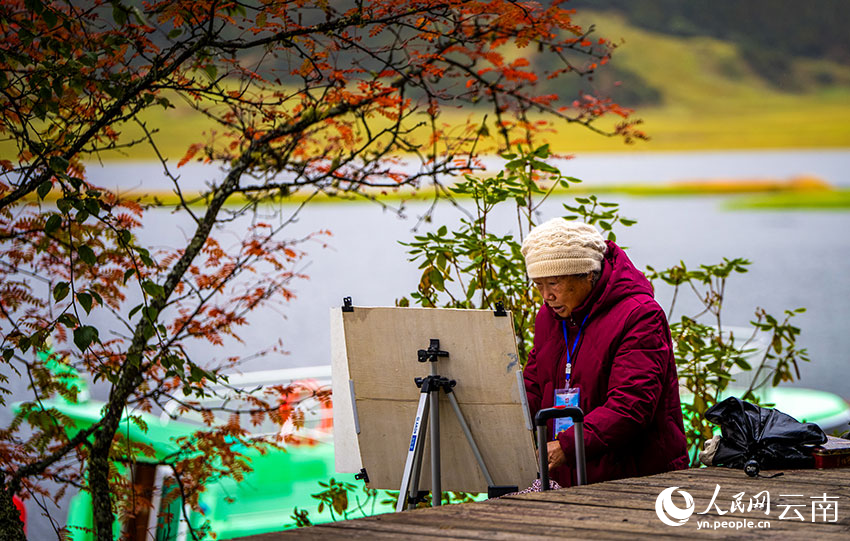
[500,485,850,515]
[313,516,660,540]
[300,495,848,540]
[313,503,687,539]
[608,467,850,489]
[643,466,850,485]
[233,466,850,540]
[486,494,848,533]
[478,497,848,536]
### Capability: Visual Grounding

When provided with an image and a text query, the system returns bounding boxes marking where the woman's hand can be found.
[547,440,567,472]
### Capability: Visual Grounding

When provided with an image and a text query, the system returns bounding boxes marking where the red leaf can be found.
[178,143,203,168]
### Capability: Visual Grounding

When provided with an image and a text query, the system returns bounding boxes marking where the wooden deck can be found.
[237,467,850,539]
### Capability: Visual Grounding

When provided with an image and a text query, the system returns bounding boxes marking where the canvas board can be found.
[330,305,537,492]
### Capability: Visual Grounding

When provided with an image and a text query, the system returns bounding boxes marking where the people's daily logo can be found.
[655,486,695,526]
[654,484,839,530]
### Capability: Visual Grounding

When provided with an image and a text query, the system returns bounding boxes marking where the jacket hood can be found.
[546,241,654,321]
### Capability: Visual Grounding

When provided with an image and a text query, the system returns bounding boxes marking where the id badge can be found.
[553,387,580,439]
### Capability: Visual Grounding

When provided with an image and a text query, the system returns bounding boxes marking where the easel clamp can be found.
[415,375,456,394]
[417,339,448,363]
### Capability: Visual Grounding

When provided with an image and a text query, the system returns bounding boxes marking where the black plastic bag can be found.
[704,397,827,472]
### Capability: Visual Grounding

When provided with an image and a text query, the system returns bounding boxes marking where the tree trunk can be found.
[88,165,248,539]
[89,434,115,541]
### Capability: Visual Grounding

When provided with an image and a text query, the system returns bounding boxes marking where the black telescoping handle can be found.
[534,406,587,490]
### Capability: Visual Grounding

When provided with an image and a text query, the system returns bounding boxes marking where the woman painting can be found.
[521,218,689,487]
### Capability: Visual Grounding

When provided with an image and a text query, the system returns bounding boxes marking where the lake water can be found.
[185,192,849,396]
[6,149,850,537]
[93,148,848,396]
[86,148,850,191]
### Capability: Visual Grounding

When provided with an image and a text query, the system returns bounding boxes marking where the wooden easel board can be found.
[330,305,537,492]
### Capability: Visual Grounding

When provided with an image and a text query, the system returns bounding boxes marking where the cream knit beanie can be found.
[521,219,607,279]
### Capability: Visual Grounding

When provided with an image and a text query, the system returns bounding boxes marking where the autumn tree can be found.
[0,1,642,539]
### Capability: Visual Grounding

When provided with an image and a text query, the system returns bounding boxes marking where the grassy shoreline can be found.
[28,176,850,211]
[7,95,846,162]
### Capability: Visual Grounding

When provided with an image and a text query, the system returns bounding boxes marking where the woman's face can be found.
[532,274,594,319]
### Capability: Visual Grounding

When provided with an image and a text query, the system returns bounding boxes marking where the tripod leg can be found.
[396,391,430,512]
[408,400,429,511]
[445,391,495,486]
[430,387,441,506]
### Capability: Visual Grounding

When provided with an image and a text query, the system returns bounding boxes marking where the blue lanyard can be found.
[562,314,589,383]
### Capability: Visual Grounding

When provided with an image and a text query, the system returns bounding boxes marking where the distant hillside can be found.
[568,0,850,101]
[562,9,850,104]
[532,8,850,151]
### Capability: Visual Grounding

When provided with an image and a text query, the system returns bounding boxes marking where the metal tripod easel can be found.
[395,339,509,512]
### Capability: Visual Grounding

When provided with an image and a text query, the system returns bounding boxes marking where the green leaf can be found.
[138,248,154,267]
[129,5,147,25]
[77,292,93,314]
[49,156,69,173]
[58,313,78,328]
[89,290,103,306]
[17,27,34,47]
[533,144,550,156]
[3,348,13,362]
[44,213,61,234]
[43,8,58,28]
[24,0,43,15]
[142,322,155,340]
[123,268,136,284]
[37,180,52,199]
[77,245,96,265]
[142,280,164,298]
[429,268,445,291]
[531,160,559,174]
[67,176,83,190]
[85,198,99,216]
[53,282,70,302]
[128,303,143,319]
[73,325,99,351]
[112,4,127,25]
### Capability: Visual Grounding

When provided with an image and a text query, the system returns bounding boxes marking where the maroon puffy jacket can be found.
[524,241,689,486]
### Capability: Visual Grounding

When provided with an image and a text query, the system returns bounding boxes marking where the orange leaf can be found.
[178,143,203,168]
